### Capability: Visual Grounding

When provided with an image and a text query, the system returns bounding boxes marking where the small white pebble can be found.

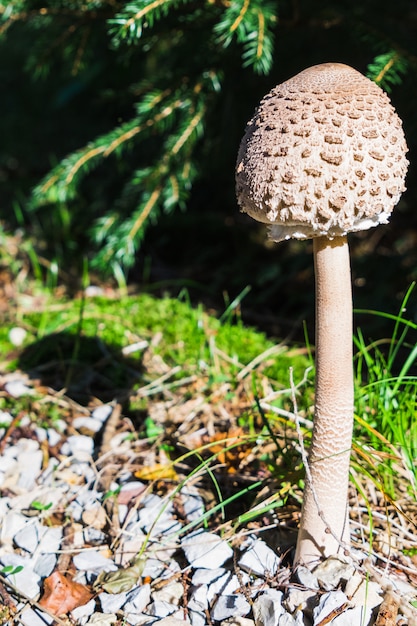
[152,581,184,605]
[146,600,178,618]
[239,539,280,577]
[99,591,128,613]
[85,285,105,297]
[0,410,13,425]
[70,598,96,621]
[4,380,33,397]
[253,590,285,626]
[19,607,53,626]
[182,530,233,569]
[92,404,113,422]
[211,595,251,622]
[61,434,94,457]
[188,584,209,612]
[46,428,62,447]
[73,416,103,433]
[0,554,41,599]
[73,550,117,574]
[313,590,349,624]
[9,327,27,346]
[124,584,151,613]
[33,553,57,578]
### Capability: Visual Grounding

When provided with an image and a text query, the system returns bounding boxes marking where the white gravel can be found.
[0,390,415,626]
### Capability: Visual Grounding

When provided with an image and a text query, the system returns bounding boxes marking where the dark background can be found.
[1,0,417,344]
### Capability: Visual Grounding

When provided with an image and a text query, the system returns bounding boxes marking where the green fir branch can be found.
[0,0,279,279]
[214,0,277,74]
[367,50,408,92]
[87,78,209,273]
[108,0,193,46]
[31,87,193,207]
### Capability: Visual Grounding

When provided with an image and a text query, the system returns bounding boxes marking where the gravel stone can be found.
[211,594,251,622]
[8,327,27,346]
[71,598,96,621]
[141,556,169,579]
[146,600,178,617]
[1,510,28,544]
[208,571,240,601]
[92,404,114,422]
[284,587,317,613]
[0,553,41,599]
[312,590,348,625]
[239,539,280,577]
[313,556,355,591]
[83,527,107,545]
[124,584,152,613]
[0,409,13,425]
[345,573,382,609]
[73,550,118,575]
[73,416,104,433]
[46,427,63,446]
[82,503,108,529]
[137,494,181,536]
[182,530,233,569]
[181,486,205,521]
[155,618,192,626]
[33,552,57,577]
[14,522,62,554]
[295,565,320,589]
[62,434,95,457]
[19,607,54,626]
[114,534,146,566]
[188,610,207,626]
[0,380,410,626]
[0,448,17,474]
[152,581,184,604]
[192,566,226,585]
[253,589,285,626]
[4,380,33,397]
[188,585,209,612]
[99,591,128,613]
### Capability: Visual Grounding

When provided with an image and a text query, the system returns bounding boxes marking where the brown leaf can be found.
[93,555,146,593]
[38,571,93,615]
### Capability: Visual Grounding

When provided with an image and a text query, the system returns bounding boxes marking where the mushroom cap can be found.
[236,63,409,241]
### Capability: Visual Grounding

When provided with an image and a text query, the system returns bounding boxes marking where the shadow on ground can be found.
[18,331,143,405]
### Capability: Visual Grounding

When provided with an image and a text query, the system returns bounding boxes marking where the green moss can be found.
[2,292,311,402]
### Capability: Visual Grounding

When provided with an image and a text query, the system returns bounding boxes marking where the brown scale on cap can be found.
[236,63,408,241]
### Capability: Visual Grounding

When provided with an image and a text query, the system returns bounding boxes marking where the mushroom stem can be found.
[295,235,354,567]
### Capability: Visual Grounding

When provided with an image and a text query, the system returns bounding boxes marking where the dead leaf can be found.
[202,428,252,472]
[38,571,93,615]
[93,555,146,593]
[134,463,178,481]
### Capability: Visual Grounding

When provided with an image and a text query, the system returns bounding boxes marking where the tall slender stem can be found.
[295,235,354,567]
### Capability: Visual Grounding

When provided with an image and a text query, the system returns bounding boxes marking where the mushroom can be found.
[235,63,408,568]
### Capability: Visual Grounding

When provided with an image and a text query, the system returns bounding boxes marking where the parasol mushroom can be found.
[235,63,408,568]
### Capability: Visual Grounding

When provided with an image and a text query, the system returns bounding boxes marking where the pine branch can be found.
[0,0,279,278]
[108,0,193,46]
[214,0,277,74]
[31,89,190,207]
[367,50,408,92]
[69,74,209,273]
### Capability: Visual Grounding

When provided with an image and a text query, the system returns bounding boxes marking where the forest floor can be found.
[1,253,417,626]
